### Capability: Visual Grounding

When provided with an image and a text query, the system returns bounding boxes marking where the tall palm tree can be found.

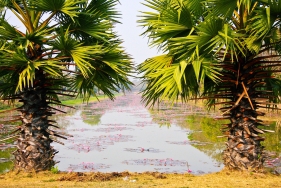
[138,0,281,172]
[0,0,133,172]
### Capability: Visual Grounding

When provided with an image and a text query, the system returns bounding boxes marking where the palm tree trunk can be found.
[222,95,266,171]
[13,70,57,171]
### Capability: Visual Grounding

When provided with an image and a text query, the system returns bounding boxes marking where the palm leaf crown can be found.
[0,0,133,102]
[138,0,281,109]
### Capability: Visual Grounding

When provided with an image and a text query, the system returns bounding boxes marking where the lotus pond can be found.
[1,92,281,174]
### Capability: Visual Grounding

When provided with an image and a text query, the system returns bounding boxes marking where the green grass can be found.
[61,93,122,106]
[50,166,59,174]
[0,93,123,111]
[61,95,109,106]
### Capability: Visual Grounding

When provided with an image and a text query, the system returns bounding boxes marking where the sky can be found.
[5,0,159,78]
[115,0,160,66]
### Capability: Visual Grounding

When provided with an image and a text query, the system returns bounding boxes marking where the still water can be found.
[51,92,223,174]
[2,92,280,174]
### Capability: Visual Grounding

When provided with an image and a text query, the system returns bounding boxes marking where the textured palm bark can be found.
[222,99,266,171]
[13,70,57,171]
[217,53,274,172]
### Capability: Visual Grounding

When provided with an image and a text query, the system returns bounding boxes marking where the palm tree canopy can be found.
[0,0,133,102]
[138,0,281,107]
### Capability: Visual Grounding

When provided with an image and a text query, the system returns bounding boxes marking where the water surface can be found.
[2,92,281,174]
[52,92,223,174]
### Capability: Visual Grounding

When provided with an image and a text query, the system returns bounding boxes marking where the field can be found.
[0,169,280,188]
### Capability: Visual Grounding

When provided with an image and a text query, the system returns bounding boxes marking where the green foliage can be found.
[50,166,59,174]
[0,0,133,172]
[0,0,133,103]
[138,1,281,169]
[138,0,281,107]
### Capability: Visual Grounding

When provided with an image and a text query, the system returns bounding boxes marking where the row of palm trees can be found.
[0,0,281,173]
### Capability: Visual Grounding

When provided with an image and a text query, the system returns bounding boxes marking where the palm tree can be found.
[138,0,281,172]
[0,0,133,172]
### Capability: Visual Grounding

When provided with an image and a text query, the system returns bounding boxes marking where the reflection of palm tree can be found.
[186,115,225,162]
[149,102,191,127]
[187,115,281,163]
[79,102,108,126]
[51,109,76,130]
[82,114,102,126]
[148,103,225,162]
[149,107,172,127]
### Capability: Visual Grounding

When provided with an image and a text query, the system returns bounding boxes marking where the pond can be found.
[52,92,223,174]
[1,92,280,174]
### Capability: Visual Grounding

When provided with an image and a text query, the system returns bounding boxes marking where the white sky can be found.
[115,0,159,66]
[5,0,159,76]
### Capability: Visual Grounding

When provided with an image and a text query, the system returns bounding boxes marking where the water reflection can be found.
[0,148,15,173]
[147,103,225,163]
[263,121,281,153]
[52,92,223,174]
[184,114,281,173]
[2,92,281,174]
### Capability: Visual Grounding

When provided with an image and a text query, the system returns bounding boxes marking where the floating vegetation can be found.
[123,147,163,153]
[166,140,212,146]
[68,162,110,172]
[122,158,188,167]
[94,126,134,132]
[66,134,135,153]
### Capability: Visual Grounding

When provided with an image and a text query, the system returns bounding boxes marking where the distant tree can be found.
[0,0,132,172]
[138,0,281,172]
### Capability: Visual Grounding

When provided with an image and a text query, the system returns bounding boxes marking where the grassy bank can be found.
[0,93,123,112]
[0,170,280,188]
[61,95,113,106]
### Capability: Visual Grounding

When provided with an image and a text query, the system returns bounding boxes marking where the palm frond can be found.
[139,0,194,51]
[32,0,84,20]
[0,18,22,39]
[206,0,237,19]
[0,0,133,102]
[139,54,201,105]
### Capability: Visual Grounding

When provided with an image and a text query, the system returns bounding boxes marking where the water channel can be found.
[52,92,223,174]
[1,92,281,174]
